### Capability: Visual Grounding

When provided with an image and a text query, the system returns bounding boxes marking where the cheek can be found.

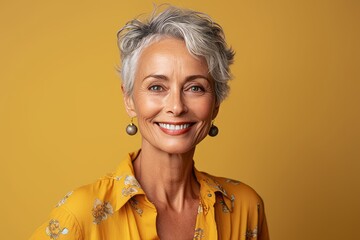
[134,94,163,119]
[189,98,216,120]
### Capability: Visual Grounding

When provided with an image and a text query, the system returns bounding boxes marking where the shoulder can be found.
[202,172,269,239]
[200,171,264,208]
[30,174,118,240]
[56,173,119,225]
[51,152,139,226]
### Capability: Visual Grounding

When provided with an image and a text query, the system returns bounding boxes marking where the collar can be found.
[194,168,234,213]
[111,150,234,213]
[112,150,145,212]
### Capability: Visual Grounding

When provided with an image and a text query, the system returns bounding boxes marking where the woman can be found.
[31,6,269,240]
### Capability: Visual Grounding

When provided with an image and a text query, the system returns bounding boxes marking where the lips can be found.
[156,122,194,135]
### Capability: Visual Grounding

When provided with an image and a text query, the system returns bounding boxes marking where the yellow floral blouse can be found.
[30,151,269,240]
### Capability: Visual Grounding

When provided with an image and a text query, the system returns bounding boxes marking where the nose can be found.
[165,88,188,116]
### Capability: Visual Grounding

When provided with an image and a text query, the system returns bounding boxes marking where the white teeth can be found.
[159,123,191,130]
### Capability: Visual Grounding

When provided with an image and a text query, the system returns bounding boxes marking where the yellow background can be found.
[1,0,359,239]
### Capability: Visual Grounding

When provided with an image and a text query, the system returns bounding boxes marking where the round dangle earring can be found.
[208,121,219,137]
[126,118,138,136]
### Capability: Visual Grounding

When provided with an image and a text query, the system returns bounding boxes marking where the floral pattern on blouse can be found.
[246,226,258,239]
[218,197,230,213]
[129,198,143,216]
[193,228,205,239]
[45,219,69,239]
[204,177,228,197]
[124,175,141,187]
[230,194,235,210]
[92,198,114,224]
[114,175,123,181]
[55,191,73,208]
[225,178,241,185]
[198,198,209,215]
[122,175,141,197]
[198,202,203,214]
[122,187,138,197]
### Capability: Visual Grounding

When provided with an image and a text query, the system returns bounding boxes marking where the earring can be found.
[126,118,138,135]
[208,122,219,137]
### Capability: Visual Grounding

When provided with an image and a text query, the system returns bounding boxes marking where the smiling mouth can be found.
[158,123,191,130]
[156,122,194,135]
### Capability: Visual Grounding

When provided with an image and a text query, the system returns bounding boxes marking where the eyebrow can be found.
[143,74,210,82]
[143,74,168,81]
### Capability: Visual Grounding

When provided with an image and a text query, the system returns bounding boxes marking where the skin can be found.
[124,37,220,240]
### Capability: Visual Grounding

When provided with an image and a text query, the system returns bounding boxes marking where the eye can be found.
[188,86,205,92]
[148,85,164,91]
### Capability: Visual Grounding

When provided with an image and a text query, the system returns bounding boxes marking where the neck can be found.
[133,142,200,211]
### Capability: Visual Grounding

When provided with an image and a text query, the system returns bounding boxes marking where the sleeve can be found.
[29,206,82,240]
[258,198,270,240]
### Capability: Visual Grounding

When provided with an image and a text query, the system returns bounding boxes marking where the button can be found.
[207,193,212,197]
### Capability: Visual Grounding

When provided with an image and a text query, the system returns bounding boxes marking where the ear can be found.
[212,102,220,120]
[122,85,137,118]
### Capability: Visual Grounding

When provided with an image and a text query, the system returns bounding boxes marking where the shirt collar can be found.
[112,150,234,212]
[112,150,145,212]
[194,168,234,213]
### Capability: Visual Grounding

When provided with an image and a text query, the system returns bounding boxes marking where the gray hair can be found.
[117,5,235,103]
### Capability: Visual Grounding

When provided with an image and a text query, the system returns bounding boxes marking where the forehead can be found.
[136,38,209,77]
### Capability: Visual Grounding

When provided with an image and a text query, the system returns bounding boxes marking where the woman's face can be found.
[124,38,219,154]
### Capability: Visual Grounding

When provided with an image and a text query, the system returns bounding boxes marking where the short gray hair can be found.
[117,5,235,103]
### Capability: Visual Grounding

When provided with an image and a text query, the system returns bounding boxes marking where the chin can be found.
[156,143,197,155]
